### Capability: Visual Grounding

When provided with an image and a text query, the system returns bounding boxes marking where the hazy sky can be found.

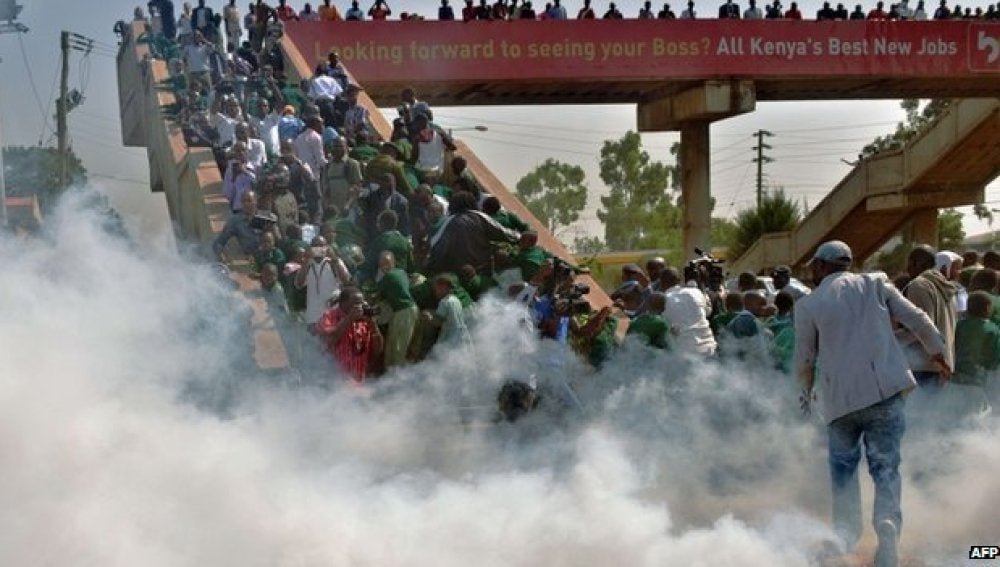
[1,0,994,245]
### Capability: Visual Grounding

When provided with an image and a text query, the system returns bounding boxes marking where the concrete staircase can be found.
[729,98,1000,274]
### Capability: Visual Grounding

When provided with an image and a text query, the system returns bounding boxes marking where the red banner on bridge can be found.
[283,20,1000,83]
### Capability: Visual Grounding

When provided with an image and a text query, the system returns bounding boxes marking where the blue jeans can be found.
[827,393,905,550]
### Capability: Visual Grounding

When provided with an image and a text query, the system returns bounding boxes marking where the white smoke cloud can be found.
[0,193,996,566]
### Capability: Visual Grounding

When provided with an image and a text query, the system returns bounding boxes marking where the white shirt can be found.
[664,285,717,355]
[252,113,281,156]
[777,279,811,301]
[309,74,343,100]
[416,130,446,173]
[177,13,192,36]
[744,6,763,17]
[184,43,212,73]
[302,260,342,325]
[214,113,237,147]
[245,137,267,170]
[680,7,696,17]
[794,271,944,423]
[294,129,328,178]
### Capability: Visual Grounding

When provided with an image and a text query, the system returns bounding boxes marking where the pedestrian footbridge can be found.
[729,97,1000,273]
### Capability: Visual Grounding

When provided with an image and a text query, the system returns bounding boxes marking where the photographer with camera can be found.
[295,236,351,329]
[316,286,384,384]
[530,259,616,368]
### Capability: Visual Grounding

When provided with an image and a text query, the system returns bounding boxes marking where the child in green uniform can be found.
[425,274,472,351]
[767,291,796,373]
[953,291,1000,413]
[627,292,670,349]
[252,231,286,275]
[710,292,744,339]
[370,210,415,274]
[376,251,418,368]
[513,231,550,282]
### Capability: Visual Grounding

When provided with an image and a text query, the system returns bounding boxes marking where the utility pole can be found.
[751,129,774,208]
[57,30,70,191]
[0,2,28,227]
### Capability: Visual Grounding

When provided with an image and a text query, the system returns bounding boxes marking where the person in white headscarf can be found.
[936,250,966,313]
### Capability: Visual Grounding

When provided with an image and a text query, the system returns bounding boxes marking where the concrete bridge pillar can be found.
[910,207,940,248]
[680,123,712,260]
[637,80,756,260]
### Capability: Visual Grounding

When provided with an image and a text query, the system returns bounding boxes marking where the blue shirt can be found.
[212,212,260,257]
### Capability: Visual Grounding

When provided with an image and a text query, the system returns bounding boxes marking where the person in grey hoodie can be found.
[900,244,957,388]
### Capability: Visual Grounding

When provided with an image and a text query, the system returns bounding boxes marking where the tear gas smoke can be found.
[0,193,996,566]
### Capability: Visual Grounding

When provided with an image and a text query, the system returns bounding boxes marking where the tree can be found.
[728,188,802,259]
[938,208,965,251]
[2,145,87,211]
[596,131,680,253]
[572,235,606,256]
[711,218,738,256]
[514,158,588,236]
[861,99,950,158]
[867,209,965,274]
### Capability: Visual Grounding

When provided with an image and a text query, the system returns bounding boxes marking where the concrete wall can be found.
[117,21,288,371]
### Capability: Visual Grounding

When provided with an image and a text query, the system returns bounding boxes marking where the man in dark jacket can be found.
[426,191,519,275]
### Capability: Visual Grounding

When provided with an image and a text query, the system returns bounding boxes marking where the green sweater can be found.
[372,230,414,273]
[495,210,530,232]
[377,268,415,312]
[954,316,1000,386]
[627,313,670,349]
[515,246,549,282]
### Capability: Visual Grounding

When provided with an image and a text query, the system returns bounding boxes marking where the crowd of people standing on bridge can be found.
[132,0,1000,445]
[130,2,636,382]
[142,0,1000,28]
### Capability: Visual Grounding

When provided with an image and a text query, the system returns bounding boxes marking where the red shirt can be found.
[317,308,376,384]
[867,7,888,18]
[784,7,802,18]
[276,5,298,20]
[370,7,390,19]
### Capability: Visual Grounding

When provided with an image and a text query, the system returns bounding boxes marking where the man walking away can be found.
[794,240,951,567]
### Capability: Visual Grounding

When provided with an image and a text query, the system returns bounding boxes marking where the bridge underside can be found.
[361,77,1000,109]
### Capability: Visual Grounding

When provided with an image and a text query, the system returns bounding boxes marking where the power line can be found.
[16,32,52,145]
[88,172,149,186]
[771,120,899,134]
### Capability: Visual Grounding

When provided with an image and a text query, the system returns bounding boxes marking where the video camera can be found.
[684,248,726,293]
[553,282,592,316]
[361,301,381,318]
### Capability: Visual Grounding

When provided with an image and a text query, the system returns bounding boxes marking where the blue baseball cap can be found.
[810,240,853,265]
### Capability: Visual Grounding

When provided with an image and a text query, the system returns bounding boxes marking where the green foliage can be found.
[572,235,607,256]
[861,99,950,158]
[2,145,87,210]
[938,208,965,251]
[869,209,966,274]
[870,240,909,275]
[514,158,588,235]
[711,218,738,254]
[973,203,994,227]
[728,188,802,259]
[596,131,680,253]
